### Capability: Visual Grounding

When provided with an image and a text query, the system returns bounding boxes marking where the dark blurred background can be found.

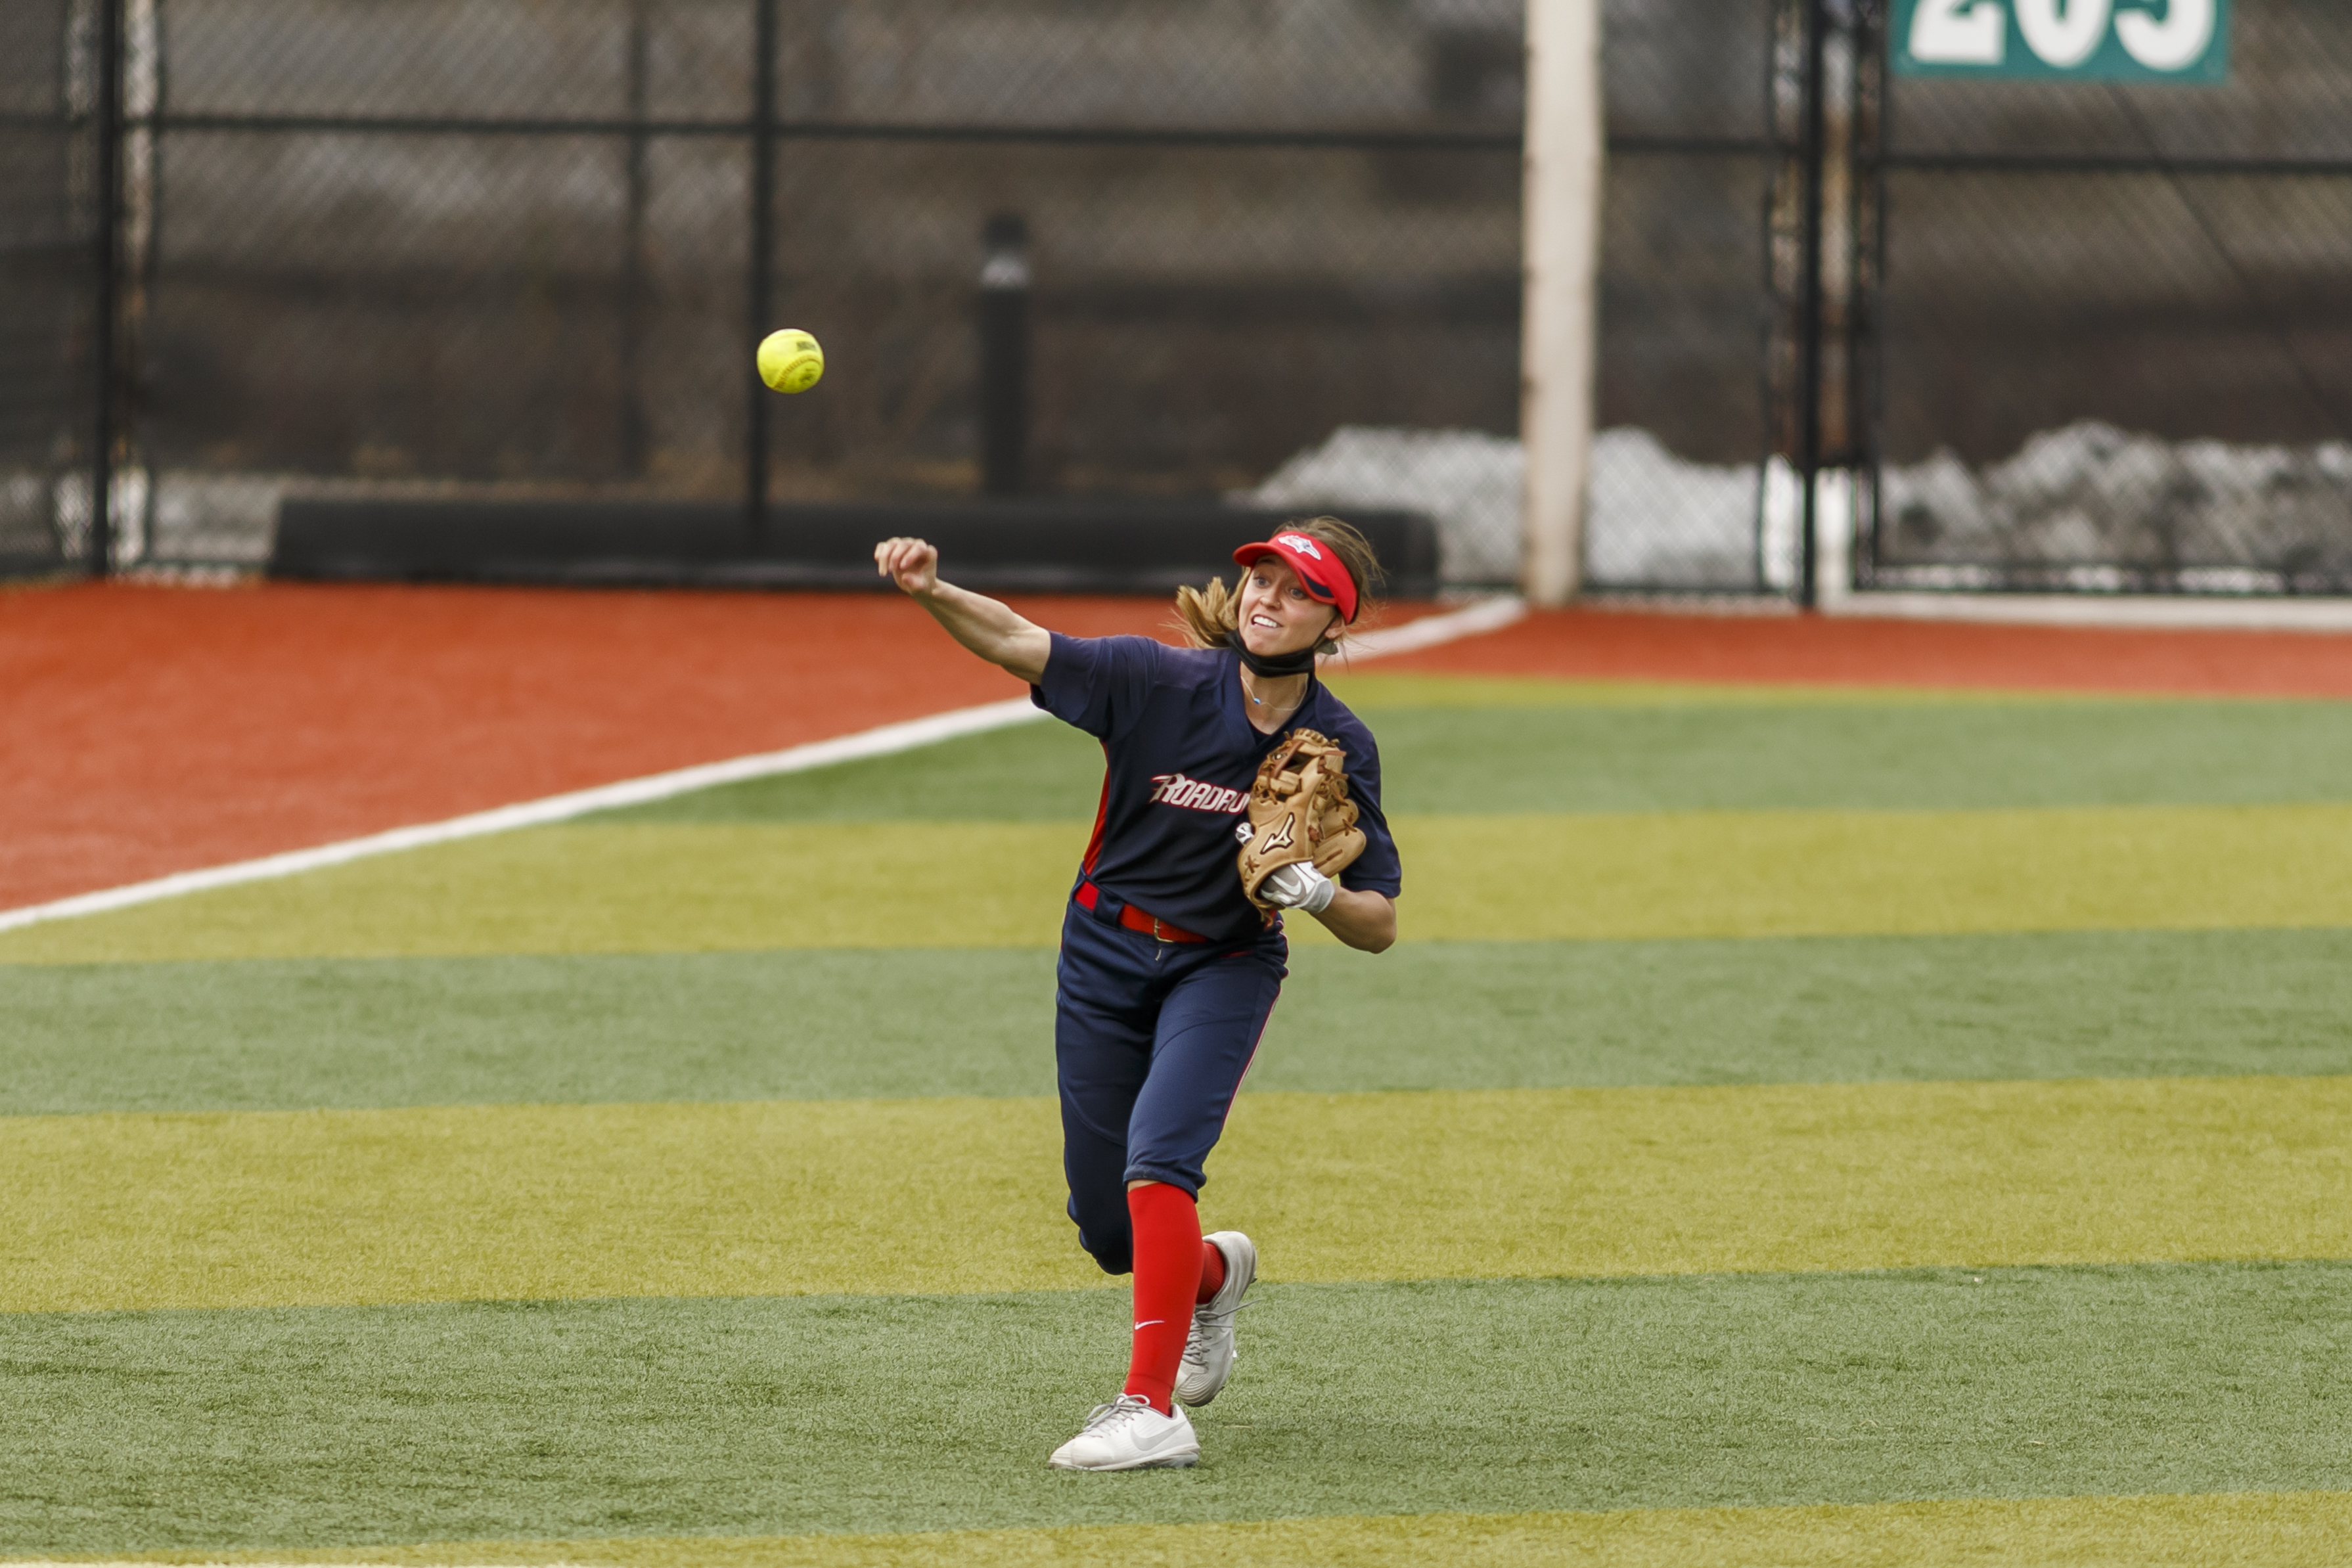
[6,0,2350,594]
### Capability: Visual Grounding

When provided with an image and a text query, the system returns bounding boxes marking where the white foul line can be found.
[0,596,1524,935]
[1341,592,1527,659]
[0,699,1047,935]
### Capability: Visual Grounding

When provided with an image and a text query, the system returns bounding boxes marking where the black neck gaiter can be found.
[1226,628,1321,679]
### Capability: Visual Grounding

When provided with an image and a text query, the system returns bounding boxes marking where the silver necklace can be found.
[1244,673,1301,715]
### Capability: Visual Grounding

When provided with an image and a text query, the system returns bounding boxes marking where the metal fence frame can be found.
[27,1,2350,599]
[1849,0,2352,596]
[45,0,1537,583]
[0,0,116,575]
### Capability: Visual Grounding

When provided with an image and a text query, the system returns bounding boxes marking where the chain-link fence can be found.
[1858,0,2352,593]
[1583,0,1783,592]
[1,0,108,574]
[11,0,1824,596]
[68,0,1542,587]
[32,1,2344,598]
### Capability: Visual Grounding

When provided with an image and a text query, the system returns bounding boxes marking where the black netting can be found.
[162,0,754,122]
[68,1,2347,598]
[1583,0,1780,592]
[1888,2,2352,162]
[101,0,1543,584]
[775,2,1518,131]
[1,0,101,571]
[1861,0,2352,592]
[148,131,733,483]
[763,141,1520,495]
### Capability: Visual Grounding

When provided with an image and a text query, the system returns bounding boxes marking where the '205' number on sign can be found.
[1908,0,2219,74]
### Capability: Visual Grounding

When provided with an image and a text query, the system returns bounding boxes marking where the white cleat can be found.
[1047,1393,1200,1471]
[1173,1230,1257,1409]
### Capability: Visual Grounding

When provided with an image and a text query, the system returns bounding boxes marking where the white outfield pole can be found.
[1520,0,1606,608]
[0,596,1523,935]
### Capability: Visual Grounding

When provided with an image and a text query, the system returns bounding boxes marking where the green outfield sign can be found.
[1894,0,2229,82]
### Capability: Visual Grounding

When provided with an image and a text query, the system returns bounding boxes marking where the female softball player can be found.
[873,516,1400,1471]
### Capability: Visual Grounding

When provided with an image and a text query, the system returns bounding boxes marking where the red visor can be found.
[1231,531,1359,623]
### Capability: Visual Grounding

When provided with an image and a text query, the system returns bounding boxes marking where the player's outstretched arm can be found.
[874,536,1051,684]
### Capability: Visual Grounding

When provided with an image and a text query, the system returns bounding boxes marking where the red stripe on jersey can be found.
[1079,741,1114,875]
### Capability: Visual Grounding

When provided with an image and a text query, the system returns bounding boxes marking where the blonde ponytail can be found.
[1171,575,1242,650]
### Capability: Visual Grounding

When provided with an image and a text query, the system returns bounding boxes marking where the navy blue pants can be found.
[1054,893,1288,1276]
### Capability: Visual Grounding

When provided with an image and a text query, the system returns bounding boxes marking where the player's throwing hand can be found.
[872,535,940,596]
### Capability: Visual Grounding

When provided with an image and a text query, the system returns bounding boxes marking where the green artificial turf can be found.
[1322,673,2092,706]
[0,950,1062,1115]
[602,719,1107,824]
[20,801,2352,964]
[25,1075,2345,1311]
[95,1494,2352,1568]
[10,930,2350,1116]
[1362,701,2352,815]
[7,1261,2349,1554]
[1280,929,2352,1091]
[599,699,2352,824]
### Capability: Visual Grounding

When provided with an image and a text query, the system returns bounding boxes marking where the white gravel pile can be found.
[1240,421,2352,590]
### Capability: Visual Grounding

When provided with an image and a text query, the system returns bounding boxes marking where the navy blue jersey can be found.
[1031,632,1402,943]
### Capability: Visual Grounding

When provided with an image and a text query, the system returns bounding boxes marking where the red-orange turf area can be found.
[1377,606,2352,699]
[1,581,1170,910]
[12,585,2352,911]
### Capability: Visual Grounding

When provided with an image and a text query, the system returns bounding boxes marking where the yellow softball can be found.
[757,329,825,394]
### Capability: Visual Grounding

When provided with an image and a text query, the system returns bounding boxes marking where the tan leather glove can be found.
[1236,728,1367,916]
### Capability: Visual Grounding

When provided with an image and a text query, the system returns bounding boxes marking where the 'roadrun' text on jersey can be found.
[1031,631,1402,943]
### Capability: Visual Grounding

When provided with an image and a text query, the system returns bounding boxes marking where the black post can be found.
[618,0,650,476]
[978,212,1029,497]
[1859,0,1889,591]
[89,0,124,576]
[744,0,779,541]
[1795,0,1826,609]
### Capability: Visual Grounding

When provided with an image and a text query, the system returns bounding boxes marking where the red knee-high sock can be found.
[1123,1182,1204,1415]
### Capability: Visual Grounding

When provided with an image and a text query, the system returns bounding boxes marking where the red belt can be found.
[1075,881,1208,943]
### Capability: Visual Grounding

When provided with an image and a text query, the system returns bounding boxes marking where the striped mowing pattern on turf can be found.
[9,930,2351,1115]
[8,1270,2352,1551]
[8,802,2352,962]
[7,1077,2349,1312]
[26,1492,2352,1566]
[5,673,2349,1561]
